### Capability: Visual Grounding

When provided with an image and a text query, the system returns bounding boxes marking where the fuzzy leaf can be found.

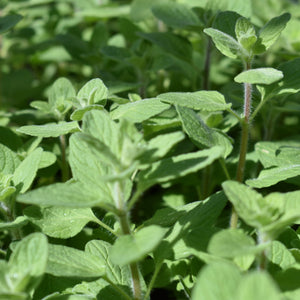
[255,141,300,168]
[192,262,241,300]
[235,17,257,51]
[203,28,244,59]
[158,91,231,111]
[0,144,20,175]
[47,244,105,277]
[24,206,98,239]
[110,226,167,266]
[8,233,48,292]
[48,77,76,110]
[256,13,291,52]
[17,182,114,210]
[234,68,283,85]
[17,122,79,138]
[208,229,260,258]
[267,241,296,270]
[110,98,170,123]
[176,106,232,158]
[246,165,300,188]
[234,272,281,300]
[77,78,108,106]
[222,181,281,230]
[70,105,104,121]
[138,146,223,191]
[85,240,131,286]
[13,148,43,193]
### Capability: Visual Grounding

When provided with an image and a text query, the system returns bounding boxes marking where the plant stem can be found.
[103,275,133,300]
[230,61,252,229]
[257,230,269,270]
[144,261,163,299]
[59,134,69,182]
[203,38,212,91]
[93,218,119,237]
[115,181,142,300]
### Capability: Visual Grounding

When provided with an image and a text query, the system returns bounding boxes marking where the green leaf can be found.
[176,106,233,158]
[255,141,300,168]
[157,91,231,111]
[110,98,170,123]
[24,206,98,239]
[138,146,223,191]
[256,13,291,52]
[110,226,167,266]
[208,229,260,258]
[17,121,79,138]
[152,2,201,29]
[203,28,244,59]
[77,78,108,106]
[192,262,241,300]
[69,133,117,199]
[267,241,296,270]
[70,105,104,121]
[235,17,257,51]
[234,271,281,300]
[30,100,51,113]
[138,32,193,62]
[13,148,43,193]
[77,5,130,18]
[8,233,48,292]
[234,68,283,85]
[0,217,28,231]
[266,58,300,96]
[246,164,300,188]
[222,181,282,230]
[213,11,242,38]
[0,144,20,175]
[85,240,131,286]
[47,244,105,277]
[0,14,22,34]
[143,131,185,162]
[81,110,120,158]
[48,77,76,112]
[17,182,114,210]
[39,151,56,169]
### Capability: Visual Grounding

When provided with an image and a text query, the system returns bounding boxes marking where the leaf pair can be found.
[204,12,290,60]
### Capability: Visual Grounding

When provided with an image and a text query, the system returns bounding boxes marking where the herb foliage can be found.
[0,0,300,299]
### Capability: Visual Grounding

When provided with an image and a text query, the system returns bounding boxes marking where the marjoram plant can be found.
[1,2,300,300]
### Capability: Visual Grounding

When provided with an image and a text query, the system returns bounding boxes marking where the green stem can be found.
[257,230,269,270]
[219,158,231,180]
[59,134,69,182]
[93,218,119,237]
[115,181,142,300]
[230,61,252,229]
[203,38,212,90]
[102,275,133,300]
[144,261,163,299]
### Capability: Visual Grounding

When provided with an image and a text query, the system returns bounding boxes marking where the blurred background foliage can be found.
[1,0,300,109]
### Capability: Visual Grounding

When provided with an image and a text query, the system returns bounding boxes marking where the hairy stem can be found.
[230,61,252,228]
[115,182,142,300]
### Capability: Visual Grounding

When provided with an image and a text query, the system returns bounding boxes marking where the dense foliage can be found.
[1,0,300,299]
